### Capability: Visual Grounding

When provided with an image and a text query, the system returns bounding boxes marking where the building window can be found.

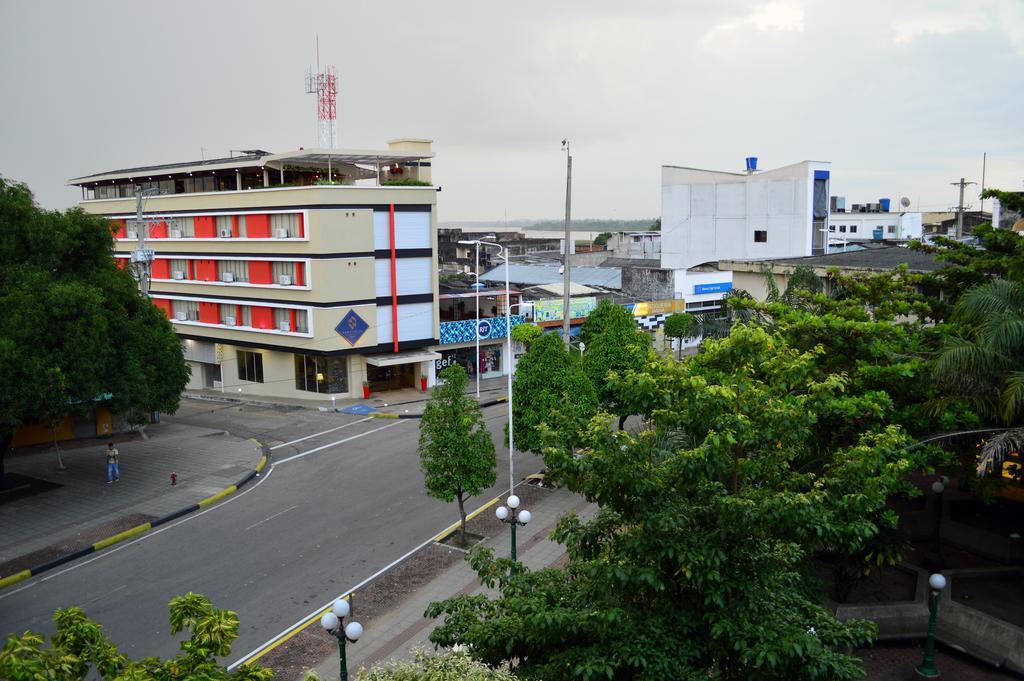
[270,213,301,238]
[829,225,836,232]
[850,225,857,233]
[754,230,767,243]
[839,225,847,233]
[171,299,199,321]
[294,354,348,394]
[272,261,297,285]
[887,225,896,234]
[237,350,264,383]
[217,260,249,282]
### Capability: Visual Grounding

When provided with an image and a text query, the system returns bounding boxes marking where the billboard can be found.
[533,297,598,323]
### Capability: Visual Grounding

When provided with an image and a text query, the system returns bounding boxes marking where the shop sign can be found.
[631,299,687,317]
[439,315,524,345]
[533,297,597,322]
[335,310,370,345]
[693,282,732,295]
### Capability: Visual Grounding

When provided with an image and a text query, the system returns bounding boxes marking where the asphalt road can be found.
[0,400,542,665]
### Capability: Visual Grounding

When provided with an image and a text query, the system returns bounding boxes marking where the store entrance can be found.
[366,362,416,392]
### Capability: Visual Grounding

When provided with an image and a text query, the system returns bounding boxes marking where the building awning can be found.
[365,350,441,367]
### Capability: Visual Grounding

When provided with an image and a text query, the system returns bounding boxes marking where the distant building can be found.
[604,231,661,260]
[718,243,940,302]
[922,211,992,237]
[828,196,922,245]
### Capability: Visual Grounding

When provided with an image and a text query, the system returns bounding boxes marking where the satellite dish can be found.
[900,196,911,209]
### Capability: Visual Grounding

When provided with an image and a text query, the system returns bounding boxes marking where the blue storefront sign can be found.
[693,282,733,295]
[439,315,525,345]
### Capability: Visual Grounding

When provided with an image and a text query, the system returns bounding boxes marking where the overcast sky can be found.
[1,1,1022,221]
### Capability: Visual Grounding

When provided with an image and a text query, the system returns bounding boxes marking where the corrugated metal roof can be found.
[480,264,621,289]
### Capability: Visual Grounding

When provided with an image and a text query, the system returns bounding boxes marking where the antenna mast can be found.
[305,36,337,148]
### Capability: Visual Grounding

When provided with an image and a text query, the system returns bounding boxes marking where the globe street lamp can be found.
[915,573,947,678]
[320,598,363,681]
[495,494,531,561]
[925,476,949,570]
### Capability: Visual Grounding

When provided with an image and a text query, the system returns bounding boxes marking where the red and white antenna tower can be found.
[305,36,337,148]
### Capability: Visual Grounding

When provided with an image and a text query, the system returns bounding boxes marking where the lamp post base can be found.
[914,663,940,678]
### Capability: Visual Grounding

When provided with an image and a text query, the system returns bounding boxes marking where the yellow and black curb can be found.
[0,441,270,591]
[369,395,508,420]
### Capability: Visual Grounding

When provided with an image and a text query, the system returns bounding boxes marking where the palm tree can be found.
[933,279,1024,474]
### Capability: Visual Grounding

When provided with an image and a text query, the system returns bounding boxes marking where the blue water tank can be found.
[872,227,884,241]
[879,198,891,212]
[745,157,758,172]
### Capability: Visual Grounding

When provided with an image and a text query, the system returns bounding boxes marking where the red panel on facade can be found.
[196,259,218,282]
[246,214,270,238]
[289,309,297,332]
[199,302,219,324]
[294,262,305,286]
[187,260,195,280]
[250,306,274,329]
[194,215,216,238]
[150,221,168,239]
[249,260,272,284]
[153,298,173,318]
[116,257,128,270]
[232,215,240,238]
[297,213,305,238]
[151,259,170,279]
[111,219,127,239]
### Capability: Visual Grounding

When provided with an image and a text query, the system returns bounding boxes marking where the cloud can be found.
[701,0,805,48]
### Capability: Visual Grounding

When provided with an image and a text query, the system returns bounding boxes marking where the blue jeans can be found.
[107,462,120,482]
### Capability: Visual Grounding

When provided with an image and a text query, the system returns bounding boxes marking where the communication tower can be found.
[305,37,337,148]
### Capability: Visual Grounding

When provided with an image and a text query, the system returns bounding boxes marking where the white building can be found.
[828,197,922,246]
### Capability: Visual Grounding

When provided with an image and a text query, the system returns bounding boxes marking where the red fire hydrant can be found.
[170,472,177,486]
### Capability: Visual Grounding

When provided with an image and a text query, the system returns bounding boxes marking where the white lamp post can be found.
[320,597,362,681]
[496,494,531,560]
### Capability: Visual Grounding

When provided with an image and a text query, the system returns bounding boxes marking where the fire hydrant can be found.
[170,472,177,486]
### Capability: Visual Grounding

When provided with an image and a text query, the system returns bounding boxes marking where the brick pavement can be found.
[0,421,263,568]
[307,487,596,680]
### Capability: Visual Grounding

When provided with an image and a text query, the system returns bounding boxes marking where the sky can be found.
[1,0,1022,222]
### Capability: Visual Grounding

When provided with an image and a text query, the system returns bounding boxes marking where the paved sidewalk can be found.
[0,422,264,570]
[185,376,510,417]
[309,487,597,679]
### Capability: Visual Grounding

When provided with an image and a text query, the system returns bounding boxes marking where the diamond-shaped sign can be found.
[335,310,369,345]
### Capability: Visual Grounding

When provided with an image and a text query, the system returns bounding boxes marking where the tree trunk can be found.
[677,337,681,361]
[618,414,627,431]
[52,428,66,471]
[457,492,467,546]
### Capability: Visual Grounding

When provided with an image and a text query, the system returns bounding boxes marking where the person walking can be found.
[106,442,120,483]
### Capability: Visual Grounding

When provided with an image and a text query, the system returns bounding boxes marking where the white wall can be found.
[661,161,830,270]
[827,211,923,243]
[673,269,735,302]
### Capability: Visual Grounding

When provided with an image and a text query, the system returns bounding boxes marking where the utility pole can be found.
[561,140,572,348]
[131,186,158,298]
[951,177,977,239]
[980,152,987,214]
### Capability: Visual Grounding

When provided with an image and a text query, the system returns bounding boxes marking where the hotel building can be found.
[69,139,441,401]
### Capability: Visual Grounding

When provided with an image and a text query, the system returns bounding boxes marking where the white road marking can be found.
[0,467,275,602]
[245,505,298,532]
[272,421,409,465]
[269,417,374,450]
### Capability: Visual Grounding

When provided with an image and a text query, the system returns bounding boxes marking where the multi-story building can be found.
[69,139,442,401]
[661,158,832,299]
[827,196,922,246]
[436,282,523,380]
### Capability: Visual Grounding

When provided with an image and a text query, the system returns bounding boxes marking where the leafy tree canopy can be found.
[511,332,597,453]
[593,232,612,246]
[430,324,936,680]
[419,365,497,541]
[0,592,272,680]
[579,300,654,421]
[0,177,188,478]
[352,648,515,680]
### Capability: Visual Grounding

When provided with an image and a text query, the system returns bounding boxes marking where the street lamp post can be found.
[926,476,948,570]
[459,240,516,497]
[320,598,363,681]
[915,573,947,678]
[495,494,531,561]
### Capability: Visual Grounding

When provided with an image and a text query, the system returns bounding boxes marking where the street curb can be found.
[0,440,271,592]
[370,396,508,420]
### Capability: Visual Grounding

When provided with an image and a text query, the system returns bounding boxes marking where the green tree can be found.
[650,217,661,231]
[512,332,597,453]
[0,177,189,484]
[510,323,543,348]
[0,592,272,680]
[430,325,931,680]
[662,312,695,360]
[419,365,497,544]
[932,278,1024,475]
[593,232,612,247]
[579,300,653,427]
